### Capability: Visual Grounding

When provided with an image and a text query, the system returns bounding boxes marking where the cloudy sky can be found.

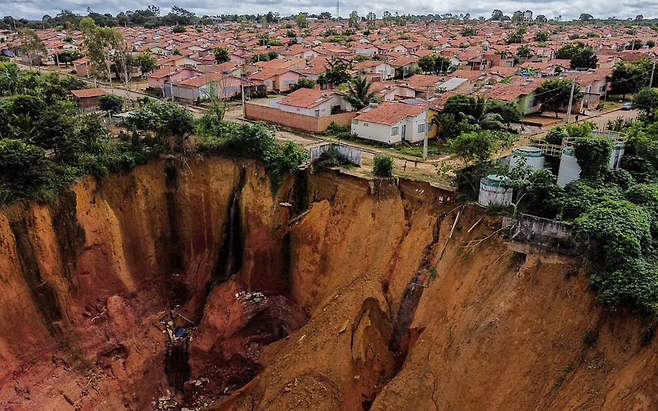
[1,0,653,21]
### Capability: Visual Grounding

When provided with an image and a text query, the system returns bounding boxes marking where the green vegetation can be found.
[555,42,598,69]
[341,76,379,110]
[373,155,394,177]
[417,55,453,75]
[196,108,307,191]
[98,94,124,113]
[537,79,584,117]
[0,65,307,207]
[312,145,353,171]
[288,78,316,92]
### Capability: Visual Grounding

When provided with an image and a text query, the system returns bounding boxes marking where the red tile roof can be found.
[354,102,425,126]
[71,88,107,98]
[278,88,336,109]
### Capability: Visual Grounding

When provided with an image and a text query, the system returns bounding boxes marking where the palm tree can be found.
[0,64,22,95]
[341,76,379,110]
[456,96,506,130]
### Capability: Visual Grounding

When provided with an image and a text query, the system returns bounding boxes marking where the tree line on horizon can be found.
[2,7,658,31]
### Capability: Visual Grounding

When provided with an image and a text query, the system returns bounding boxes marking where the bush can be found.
[0,139,50,205]
[99,94,124,114]
[321,122,350,136]
[545,127,567,145]
[313,145,352,170]
[573,137,613,180]
[373,155,394,177]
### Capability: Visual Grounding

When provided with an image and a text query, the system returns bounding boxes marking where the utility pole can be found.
[650,59,656,88]
[241,63,246,118]
[423,85,430,161]
[566,76,577,124]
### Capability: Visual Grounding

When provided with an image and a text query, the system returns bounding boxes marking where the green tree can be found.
[0,63,22,95]
[295,13,308,29]
[214,47,230,64]
[98,94,124,113]
[318,56,351,86]
[447,130,515,166]
[491,9,504,21]
[633,88,658,120]
[516,45,533,58]
[172,25,186,33]
[574,136,613,179]
[31,106,80,163]
[341,76,379,110]
[17,28,46,70]
[418,55,451,74]
[0,139,49,204]
[348,11,359,28]
[289,78,316,92]
[537,79,583,117]
[135,53,157,76]
[373,155,394,177]
[127,101,194,153]
[534,31,549,42]
[579,13,594,21]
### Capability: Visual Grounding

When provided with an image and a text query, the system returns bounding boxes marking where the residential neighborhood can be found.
[1,9,656,147]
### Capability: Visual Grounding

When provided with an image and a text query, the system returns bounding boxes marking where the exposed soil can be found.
[1,158,657,411]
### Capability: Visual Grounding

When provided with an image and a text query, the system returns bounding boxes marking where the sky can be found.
[1,0,653,22]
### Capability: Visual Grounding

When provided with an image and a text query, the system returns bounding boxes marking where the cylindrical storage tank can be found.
[609,143,625,169]
[509,146,545,171]
[478,174,513,207]
[557,148,581,187]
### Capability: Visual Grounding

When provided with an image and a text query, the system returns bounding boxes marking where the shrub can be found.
[0,139,50,205]
[313,145,352,170]
[373,155,394,177]
[99,94,124,113]
[573,137,613,180]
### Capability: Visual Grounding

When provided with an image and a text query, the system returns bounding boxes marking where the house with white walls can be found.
[351,102,431,144]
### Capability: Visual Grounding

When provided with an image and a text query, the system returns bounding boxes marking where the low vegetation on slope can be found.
[0,64,307,205]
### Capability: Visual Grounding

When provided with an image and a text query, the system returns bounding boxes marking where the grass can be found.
[395,144,446,158]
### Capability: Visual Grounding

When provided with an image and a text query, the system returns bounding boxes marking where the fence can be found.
[245,103,356,133]
[309,143,363,166]
[510,214,574,252]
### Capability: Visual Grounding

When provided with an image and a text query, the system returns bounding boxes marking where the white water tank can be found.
[510,146,545,171]
[557,148,581,187]
[478,175,513,206]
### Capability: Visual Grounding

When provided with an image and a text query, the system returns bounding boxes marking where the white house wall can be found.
[351,120,401,144]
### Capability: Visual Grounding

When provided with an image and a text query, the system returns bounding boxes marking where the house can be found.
[245,88,356,133]
[437,77,471,93]
[250,68,302,92]
[276,88,352,117]
[483,79,545,115]
[147,66,199,91]
[166,72,242,101]
[73,57,90,77]
[354,60,396,80]
[406,74,442,98]
[71,88,107,112]
[351,102,432,144]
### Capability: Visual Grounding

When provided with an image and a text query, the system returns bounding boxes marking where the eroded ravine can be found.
[1,158,658,411]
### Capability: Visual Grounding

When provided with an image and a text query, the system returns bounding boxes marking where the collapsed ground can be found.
[1,158,657,411]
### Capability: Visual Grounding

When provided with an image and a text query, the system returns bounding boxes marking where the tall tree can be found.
[536,79,584,117]
[17,28,46,70]
[214,47,230,64]
[341,76,379,110]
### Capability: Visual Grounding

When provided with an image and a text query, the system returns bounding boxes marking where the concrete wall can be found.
[310,143,363,166]
[510,214,574,252]
[245,103,356,133]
